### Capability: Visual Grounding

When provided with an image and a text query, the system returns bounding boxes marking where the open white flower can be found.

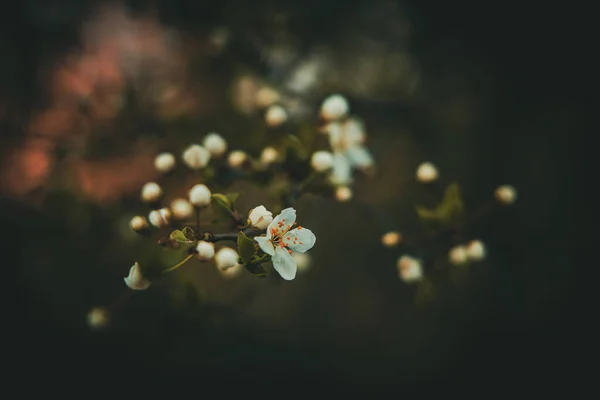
[248,205,273,229]
[124,262,151,290]
[324,118,373,185]
[254,208,316,280]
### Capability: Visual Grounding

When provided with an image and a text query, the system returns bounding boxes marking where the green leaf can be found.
[225,192,240,209]
[181,226,196,241]
[244,263,268,277]
[416,205,439,221]
[415,182,465,225]
[170,230,193,243]
[211,193,233,220]
[282,134,308,160]
[237,231,257,264]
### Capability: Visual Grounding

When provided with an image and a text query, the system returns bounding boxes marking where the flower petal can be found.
[345,145,373,169]
[330,152,352,185]
[284,228,316,253]
[272,246,297,280]
[269,207,297,237]
[254,236,275,256]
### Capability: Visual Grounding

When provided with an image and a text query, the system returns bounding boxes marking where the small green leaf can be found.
[244,263,268,277]
[237,231,257,264]
[170,230,193,243]
[211,193,232,209]
[225,192,240,209]
[181,226,196,241]
[416,205,439,221]
[437,182,464,224]
[211,193,233,220]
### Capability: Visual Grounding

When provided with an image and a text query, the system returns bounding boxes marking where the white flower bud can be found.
[203,133,228,157]
[310,151,334,172]
[381,231,402,247]
[495,185,517,205]
[416,162,438,183]
[335,186,353,202]
[397,255,423,283]
[141,182,163,203]
[170,198,194,220]
[196,240,215,260]
[260,146,279,165]
[292,252,312,272]
[248,205,273,229]
[448,245,469,266]
[255,86,280,108]
[148,208,171,228]
[87,307,109,329]
[154,152,176,173]
[130,216,149,232]
[466,240,486,261]
[214,247,240,270]
[182,144,211,169]
[189,184,211,207]
[227,150,248,168]
[218,263,243,278]
[320,94,349,121]
[265,104,287,127]
[124,261,151,290]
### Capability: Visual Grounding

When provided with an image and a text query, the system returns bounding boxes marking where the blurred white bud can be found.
[124,262,151,290]
[227,150,248,168]
[196,241,215,260]
[182,144,211,169]
[141,182,163,203]
[265,105,287,127]
[397,255,423,283]
[255,86,280,108]
[87,307,109,330]
[320,94,349,121]
[335,186,353,202]
[310,151,334,172]
[154,152,176,173]
[381,231,402,248]
[260,146,279,165]
[495,185,517,205]
[248,205,273,229]
[416,162,438,183]
[466,240,486,261]
[130,216,149,232]
[170,198,194,220]
[292,252,312,272]
[203,133,228,157]
[148,208,171,228]
[215,247,240,270]
[189,184,212,207]
[448,245,469,266]
[218,263,243,278]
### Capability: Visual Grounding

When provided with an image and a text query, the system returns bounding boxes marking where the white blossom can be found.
[189,184,211,207]
[324,118,373,185]
[170,198,194,220]
[124,262,151,290]
[448,245,469,266]
[203,133,228,157]
[397,255,423,283]
[254,208,316,280]
[416,162,438,183]
[227,150,248,168]
[214,247,240,270]
[310,151,334,172]
[196,241,215,260]
[335,186,353,202]
[148,208,171,228]
[495,185,517,205]
[260,146,279,166]
[182,144,211,169]
[154,152,176,173]
[381,231,402,247]
[130,216,149,232]
[320,94,349,121]
[466,240,486,261]
[265,105,287,127]
[218,263,243,278]
[141,182,163,203]
[248,205,273,230]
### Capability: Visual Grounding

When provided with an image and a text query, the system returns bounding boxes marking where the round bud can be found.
[466,240,486,261]
[495,185,517,205]
[189,184,211,207]
[416,162,438,183]
[218,263,243,278]
[448,245,469,266]
[396,255,423,283]
[255,86,280,108]
[148,208,171,228]
[141,182,163,203]
[310,151,334,172]
[335,186,353,202]
[196,241,215,260]
[203,133,228,157]
[227,150,248,168]
[320,94,349,121]
[170,198,194,220]
[260,146,279,165]
[182,144,211,169]
[265,104,287,127]
[154,152,176,173]
[248,205,273,230]
[130,216,149,232]
[214,247,240,270]
[87,307,109,330]
[381,231,402,248]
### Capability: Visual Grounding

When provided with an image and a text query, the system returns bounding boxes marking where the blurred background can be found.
[1,0,580,391]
